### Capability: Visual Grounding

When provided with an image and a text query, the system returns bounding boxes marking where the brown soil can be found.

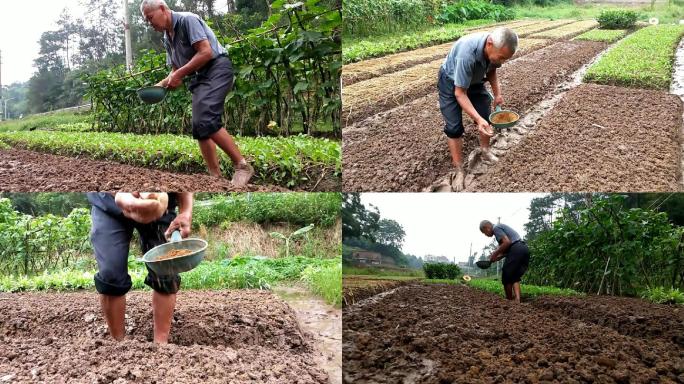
[0,148,289,192]
[531,295,684,346]
[156,249,194,261]
[491,111,520,124]
[342,40,607,192]
[470,83,682,192]
[0,290,328,383]
[342,276,418,307]
[343,284,684,383]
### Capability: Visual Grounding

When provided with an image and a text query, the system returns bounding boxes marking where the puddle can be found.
[274,284,341,384]
[669,38,684,188]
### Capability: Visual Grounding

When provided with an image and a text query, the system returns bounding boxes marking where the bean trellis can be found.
[83,0,341,138]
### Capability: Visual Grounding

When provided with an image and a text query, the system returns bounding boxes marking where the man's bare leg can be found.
[198,138,221,177]
[152,291,176,344]
[513,282,522,303]
[479,131,498,163]
[100,294,126,341]
[447,137,465,191]
[210,128,253,186]
[209,128,244,164]
[503,284,514,300]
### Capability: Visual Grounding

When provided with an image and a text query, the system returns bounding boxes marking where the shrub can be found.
[641,287,684,305]
[423,262,461,279]
[597,10,638,29]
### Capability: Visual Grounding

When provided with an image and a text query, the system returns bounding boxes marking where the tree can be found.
[342,193,379,241]
[375,218,405,248]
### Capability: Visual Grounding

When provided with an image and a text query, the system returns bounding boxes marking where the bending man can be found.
[438,27,518,191]
[479,220,529,303]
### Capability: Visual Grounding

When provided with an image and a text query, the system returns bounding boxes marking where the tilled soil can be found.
[470,84,682,191]
[531,295,684,346]
[0,290,328,383]
[342,41,606,191]
[343,284,684,383]
[0,148,286,192]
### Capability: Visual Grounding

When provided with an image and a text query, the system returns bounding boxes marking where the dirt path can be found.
[0,290,328,383]
[0,148,286,192]
[343,284,684,383]
[470,84,682,191]
[274,285,342,384]
[343,41,607,191]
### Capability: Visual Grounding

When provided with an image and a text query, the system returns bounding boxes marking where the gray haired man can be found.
[479,220,529,303]
[140,0,254,187]
[438,27,518,191]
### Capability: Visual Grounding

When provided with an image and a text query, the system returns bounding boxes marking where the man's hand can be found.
[493,94,504,109]
[115,193,168,224]
[155,78,169,88]
[477,117,494,137]
[165,212,192,240]
[166,72,183,89]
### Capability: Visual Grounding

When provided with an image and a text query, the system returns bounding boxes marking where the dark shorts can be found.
[437,67,491,139]
[90,206,181,296]
[187,55,234,140]
[501,241,530,285]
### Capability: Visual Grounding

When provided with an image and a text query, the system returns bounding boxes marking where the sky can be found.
[0,0,85,85]
[0,0,229,85]
[360,193,548,263]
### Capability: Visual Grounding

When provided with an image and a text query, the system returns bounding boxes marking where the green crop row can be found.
[343,19,492,63]
[584,25,684,89]
[574,28,627,42]
[0,256,343,306]
[0,131,341,188]
[468,278,582,298]
[0,111,93,133]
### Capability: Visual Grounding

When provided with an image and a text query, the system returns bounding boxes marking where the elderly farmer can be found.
[88,192,193,343]
[140,0,254,187]
[479,220,529,303]
[438,27,518,191]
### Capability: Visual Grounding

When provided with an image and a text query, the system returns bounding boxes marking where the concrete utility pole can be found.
[123,0,133,71]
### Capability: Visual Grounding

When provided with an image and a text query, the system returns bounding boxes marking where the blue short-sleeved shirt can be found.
[441,32,499,88]
[493,223,521,244]
[162,11,227,69]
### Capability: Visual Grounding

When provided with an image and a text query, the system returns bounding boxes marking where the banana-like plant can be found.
[269,224,314,258]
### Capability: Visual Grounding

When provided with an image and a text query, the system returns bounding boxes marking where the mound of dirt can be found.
[343,284,684,383]
[0,290,328,382]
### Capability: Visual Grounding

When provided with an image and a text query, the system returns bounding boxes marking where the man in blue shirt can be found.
[439,28,518,191]
[140,0,254,187]
[480,220,529,303]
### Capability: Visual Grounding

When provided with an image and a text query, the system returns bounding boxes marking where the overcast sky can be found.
[0,0,228,85]
[361,193,548,263]
[0,0,85,85]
